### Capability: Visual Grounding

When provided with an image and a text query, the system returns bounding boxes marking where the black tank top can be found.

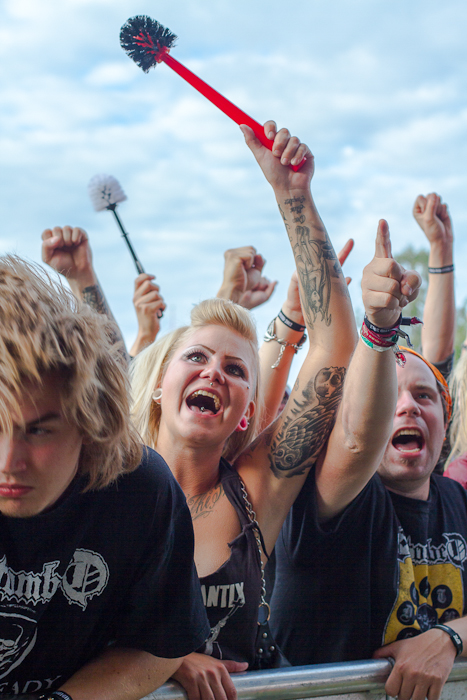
[197,459,263,665]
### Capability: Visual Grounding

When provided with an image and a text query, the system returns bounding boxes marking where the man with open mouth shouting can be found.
[270,228,467,700]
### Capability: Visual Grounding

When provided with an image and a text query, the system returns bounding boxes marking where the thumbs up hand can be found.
[361,220,421,329]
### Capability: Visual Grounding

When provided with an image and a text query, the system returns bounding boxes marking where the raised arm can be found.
[413,193,455,364]
[129,273,166,356]
[216,245,277,310]
[258,240,355,430]
[315,221,421,520]
[236,122,357,553]
[41,226,128,356]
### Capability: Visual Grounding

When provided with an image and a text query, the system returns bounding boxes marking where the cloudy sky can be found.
[1,0,466,376]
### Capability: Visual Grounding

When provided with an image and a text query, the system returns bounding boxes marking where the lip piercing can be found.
[201,407,205,412]
[210,382,213,386]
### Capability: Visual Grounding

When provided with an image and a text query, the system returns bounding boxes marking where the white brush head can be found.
[88,174,127,212]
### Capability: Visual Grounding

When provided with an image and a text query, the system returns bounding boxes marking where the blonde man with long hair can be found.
[0,256,209,699]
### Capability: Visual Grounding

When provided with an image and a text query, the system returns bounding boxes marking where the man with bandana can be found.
[270,223,467,700]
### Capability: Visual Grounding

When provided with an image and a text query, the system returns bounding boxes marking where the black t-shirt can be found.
[270,468,467,665]
[0,448,209,695]
[197,460,263,666]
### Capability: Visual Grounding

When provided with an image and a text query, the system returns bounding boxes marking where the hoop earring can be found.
[235,416,249,432]
[152,388,163,403]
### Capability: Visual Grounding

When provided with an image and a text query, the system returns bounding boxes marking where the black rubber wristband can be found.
[363,313,402,335]
[38,692,73,700]
[428,264,454,274]
[278,309,306,333]
[433,624,463,657]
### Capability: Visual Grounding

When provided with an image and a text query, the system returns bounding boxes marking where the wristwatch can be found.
[38,692,73,700]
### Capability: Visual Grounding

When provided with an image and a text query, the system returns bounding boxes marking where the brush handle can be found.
[161,53,305,172]
[110,209,164,320]
[110,208,145,275]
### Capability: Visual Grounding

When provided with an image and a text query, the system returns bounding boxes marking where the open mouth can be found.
[186,390,221,415]
[392,428,424,453]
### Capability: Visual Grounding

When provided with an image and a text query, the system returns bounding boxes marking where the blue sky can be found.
[1,0,467,377]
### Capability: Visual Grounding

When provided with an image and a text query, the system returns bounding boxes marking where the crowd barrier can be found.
[141,657,467,700]
[4,659,467,700]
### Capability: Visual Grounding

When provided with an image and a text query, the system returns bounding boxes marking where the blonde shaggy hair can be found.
[0,255,142,490]
[131,298,261,463]
[448,352,467,465]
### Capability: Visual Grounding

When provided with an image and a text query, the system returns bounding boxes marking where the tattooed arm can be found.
[236,123,357,553]
[41,226,128,358]
[258,241,354,432]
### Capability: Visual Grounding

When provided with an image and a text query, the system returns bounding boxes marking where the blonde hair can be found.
[0,255,142,490]
[131,298,261,463]
[447,352,467,464]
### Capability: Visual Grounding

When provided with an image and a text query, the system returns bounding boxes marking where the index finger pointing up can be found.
[375,219,393,259]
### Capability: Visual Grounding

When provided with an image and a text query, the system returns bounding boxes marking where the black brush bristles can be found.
[120,16,177,72]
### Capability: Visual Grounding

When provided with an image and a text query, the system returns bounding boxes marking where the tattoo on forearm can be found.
[278,204,291,239]
[269,366,346,478]
[82,285,128,360]
[82,285,112,317]
[293,232,337,329]
[186,483,225,521]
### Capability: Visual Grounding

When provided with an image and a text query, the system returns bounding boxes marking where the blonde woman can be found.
[129,122,419,700]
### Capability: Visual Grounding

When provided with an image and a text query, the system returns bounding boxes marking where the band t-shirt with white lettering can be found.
[270,470,467,665]
[0,448,209,695]
[197,460,263,665]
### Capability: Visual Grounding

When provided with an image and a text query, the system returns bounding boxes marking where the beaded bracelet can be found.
[264,318,307,369]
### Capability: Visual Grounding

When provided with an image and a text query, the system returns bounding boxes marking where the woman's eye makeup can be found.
[226,363,246,378]
[183,348,208,363]
[182,347,248,379]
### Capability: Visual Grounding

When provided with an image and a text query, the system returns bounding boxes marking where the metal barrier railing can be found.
[141,658,467,700]
[3,658,467,700]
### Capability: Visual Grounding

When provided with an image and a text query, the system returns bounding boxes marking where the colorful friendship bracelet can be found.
[360,322,406,366]
[360,315,422,367]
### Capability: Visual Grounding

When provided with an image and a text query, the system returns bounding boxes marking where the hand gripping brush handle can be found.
[120,16,305,172]
[88,174,164,320]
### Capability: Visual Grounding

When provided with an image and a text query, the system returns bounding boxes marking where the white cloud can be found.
[1,0,467,356]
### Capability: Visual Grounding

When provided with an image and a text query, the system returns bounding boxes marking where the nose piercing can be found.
[201,407,205,412]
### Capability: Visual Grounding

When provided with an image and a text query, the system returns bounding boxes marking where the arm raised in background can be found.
[216,245,277,309]
[315,221,421,520]
[413,193,455,364]
[41,226,128,357]
[129,273,166,356]
[236,121,358,554]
